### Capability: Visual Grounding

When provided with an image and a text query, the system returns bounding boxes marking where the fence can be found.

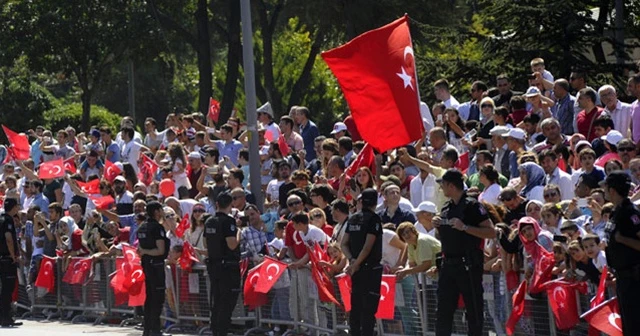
[6,257,606,336]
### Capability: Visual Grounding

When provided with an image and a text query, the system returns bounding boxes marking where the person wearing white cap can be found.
[524,86,554,119]
[594,130,623,168]
[485,126,508,179]
[412,201,437,237]
[257,102,280,140]
[502,128,527,178]
[330,122,348,139]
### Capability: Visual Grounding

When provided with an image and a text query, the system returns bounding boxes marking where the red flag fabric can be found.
[208,98,221,123]
[77,179,100,194]
[310,259,341,306]
[506,280,527,335]
[122,244,141,267]
[240,258,249,279]
[2,125,30,160]
[137,154,158,186]
[545,279,581,330]
[63,157,77,174]
[179,241,200,272]
[123,265,145,296]
[321,16,424,153]
[505,270,520,292]
[255,257,288,293]
[344,143,375,178]
[63,257,93,285]
[375,274,396,319]
[103,160,122,183]
[456,152,470,173]
[581,297,622,336]
[35,256,56,293]
[278,134,290,157]
[111,246,146,306]
[38,158,65,179]
[529,246,554,294]
[336,273,352,312]
[589,267,610,336]
[175,214,190,239]
[90,195,115,210]
[243,265,268,310]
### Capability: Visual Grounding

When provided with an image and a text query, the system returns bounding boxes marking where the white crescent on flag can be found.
[48,165,62,176]
[131,269,143,283]
[380,280,390,300]
[608,313,622,332]
[43,260,53,275]
[266,263,280,281]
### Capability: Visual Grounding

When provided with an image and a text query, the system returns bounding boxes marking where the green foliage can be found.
[44,103,121,133]
[0,57,56,131]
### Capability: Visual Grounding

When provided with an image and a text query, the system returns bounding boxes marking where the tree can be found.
[0,0,152,130]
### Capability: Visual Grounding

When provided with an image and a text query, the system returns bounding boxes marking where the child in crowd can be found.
[551,242,567,276]
[581,233,607,272]
[267,220,292,332]
[567,240,601,284]
[320,242,347,277]
[541,203,564,235]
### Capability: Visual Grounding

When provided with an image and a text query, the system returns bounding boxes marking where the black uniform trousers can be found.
[616,265,640,335]
[208,261,241,336]
[436,261,483,336]
[349,265,382,336]
[0,258,17,324]
[142,258,166,336]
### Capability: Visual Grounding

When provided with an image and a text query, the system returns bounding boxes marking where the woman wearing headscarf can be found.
[516,162,546,203]
[525,200,543,224]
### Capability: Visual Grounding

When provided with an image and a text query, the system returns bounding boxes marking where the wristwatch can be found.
[462,225,468,231]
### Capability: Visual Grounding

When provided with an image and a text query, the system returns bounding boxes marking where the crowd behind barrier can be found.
[0,253,613,336]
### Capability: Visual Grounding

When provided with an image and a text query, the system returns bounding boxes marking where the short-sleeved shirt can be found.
[205,212,240,262]
[285,220,307,259]
[214,140,243,166]
[346,208,383,267]
[0,214,18,256]
[605,198,640,271]
[105,142,121,163]
[137,219,168,260]
[439,193,489,259]
[407,233,442,266]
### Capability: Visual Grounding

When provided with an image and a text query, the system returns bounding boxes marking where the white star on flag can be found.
[396,67,414,90]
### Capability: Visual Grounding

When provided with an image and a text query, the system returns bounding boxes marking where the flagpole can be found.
[240,0,264,212]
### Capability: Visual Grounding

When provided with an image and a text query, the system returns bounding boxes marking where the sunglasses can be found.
[311,213,323,219]
[619,147,635,152]
[481,104,493,108]
[165,213,176,219]
[500,196,514,202]
[193,208,205,213]
[287,200,302,207]
[544,192,558,198]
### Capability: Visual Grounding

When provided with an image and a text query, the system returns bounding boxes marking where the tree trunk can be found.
[220,0,241,124]
[80,87,92,131]
[195,0,213,115]
[257,0,283,115]
[591,0,610,65]
[288,27,324,107]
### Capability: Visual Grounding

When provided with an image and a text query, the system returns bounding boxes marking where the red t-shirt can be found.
[576,107,604,142]
[511,109,528,125]
[284,221,307,259]
[320,224,334,237]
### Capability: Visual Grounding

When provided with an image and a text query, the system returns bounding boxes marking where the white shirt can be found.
[414,222,436,237]
[263,122,281,140]
[121,140,143,173]
[116,191,133,205]
[299,225,328,247]
[443,96,460,109]
[266,179,285,202]
[604,100,632,138]
[408,167,447,212]
[116,131,143,147]
[592,250,607,272]
[526,186,545,203]
[479,183,501,205]
[546,167,575,201]
[376,196,414,213]
[381,229,402,267]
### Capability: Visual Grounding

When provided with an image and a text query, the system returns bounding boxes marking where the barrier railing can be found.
[5,257,609,336]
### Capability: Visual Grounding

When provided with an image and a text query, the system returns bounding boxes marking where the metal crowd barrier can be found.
[6,257,610,336]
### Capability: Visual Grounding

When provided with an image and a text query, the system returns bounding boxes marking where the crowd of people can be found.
[1,56,640,336]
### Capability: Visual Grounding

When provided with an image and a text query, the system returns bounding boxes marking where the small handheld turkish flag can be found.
[545,279,582,330]
[588,266,609,336]
[208,98,221,123]
[254,257,288,293]
[2,125,30,160]
[35,256,56,293]
[63,157,77,174]
[89,195,115,210]
[137,154,158,186]
[64,257,93,285]
[344,143,375,178]
[103,160,122,183]
[506,280,527,335]
[179,241,200,272]
[38,158,65,179]
[122,244,141,266]
[336,273,352,312]
[529,245,554,294]
[277,134,290,157]
[322,15,424,153]
[175,214,190,238]
[581,297,622,336]
[77,179,100,194]
[243,265,268,310]
[375,274,396,319]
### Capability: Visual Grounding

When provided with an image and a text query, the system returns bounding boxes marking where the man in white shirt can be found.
[434,79,460,109]
[119,127,147,174]
[115,117,143,147]
[599,85,631,138]
[411,201,437,237]
[257,102,281,140]
[539,149,574,200]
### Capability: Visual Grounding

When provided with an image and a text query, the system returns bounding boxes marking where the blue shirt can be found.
[299,120,319,161]
[30,140,43,166]
[105,142,121,163]
[377,207,416,228]
[118,214,138,245]
[551,94,576,135]
[215,140,243,165]
[32,193,50,219]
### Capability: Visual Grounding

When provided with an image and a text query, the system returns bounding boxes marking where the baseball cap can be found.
[330,122,348,135]
[524,86,541,97]
[489,125,510,136]
[601,130,623,146]
[574,140,592,152]
[187,151,202,160]
[257,102,274,118]
[501,128,526,140]
[114,176,126,183]
[413,201,437,214]
[357,188,378,207]
[90,129,101,138]
[436,169,464,184]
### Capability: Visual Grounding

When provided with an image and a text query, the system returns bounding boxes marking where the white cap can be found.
[114,175,126,183]
[502,128,526,140]
[601,130,623,146]
[575,140,592,151]
[257,102,274,117]
[188,151,202,160]
[412,201,437,214]
[489,126,510,136]
[331,122,348,135]
[524,86,541,97]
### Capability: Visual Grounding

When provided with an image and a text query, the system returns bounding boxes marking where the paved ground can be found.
[1,319,142,336]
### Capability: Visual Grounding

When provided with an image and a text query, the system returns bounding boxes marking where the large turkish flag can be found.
[322,15,423,153]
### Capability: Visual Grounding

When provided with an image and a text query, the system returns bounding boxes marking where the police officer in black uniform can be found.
[204,192,241,336]
[433,169,495,336]
[0,199,22,327]
[341,188,383,336]
[137,201,169,336]
[601,171,640,335]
